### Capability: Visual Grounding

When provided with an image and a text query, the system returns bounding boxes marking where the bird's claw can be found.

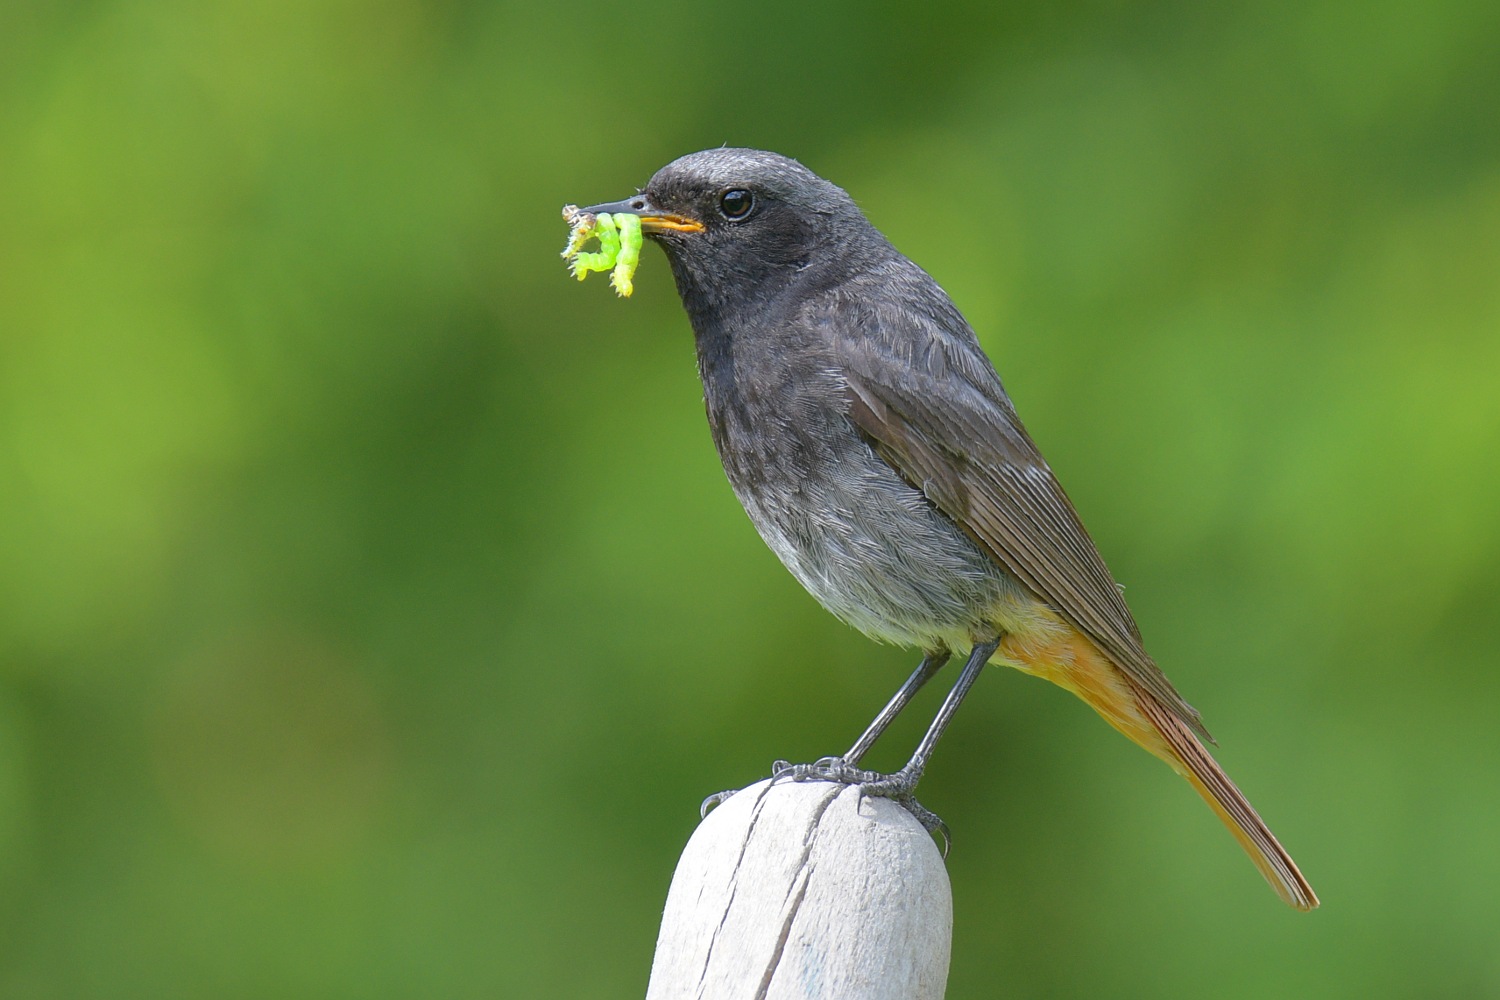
[699,788,738,818]
[766,758,950,854]
[897,799,952,855]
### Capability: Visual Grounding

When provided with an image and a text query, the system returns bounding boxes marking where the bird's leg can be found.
[768,647,950,784]
[770,638,998,843]
[697,648,948,819]
[843,647,951,766]
[855,637,998,799]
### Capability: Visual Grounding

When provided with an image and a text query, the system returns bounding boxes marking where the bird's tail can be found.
[999,626,1318,910]
[1132,684,1319,911]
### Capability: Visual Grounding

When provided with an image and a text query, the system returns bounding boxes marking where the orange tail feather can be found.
[1134,687,1319,910]
[1000,625,1318,910]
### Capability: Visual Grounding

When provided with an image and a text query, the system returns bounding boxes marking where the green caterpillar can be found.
[561,206,642,297]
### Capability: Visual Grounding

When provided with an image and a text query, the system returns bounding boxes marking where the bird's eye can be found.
[718,189,755,220]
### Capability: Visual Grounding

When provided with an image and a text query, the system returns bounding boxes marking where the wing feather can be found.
[826,283,1211,741]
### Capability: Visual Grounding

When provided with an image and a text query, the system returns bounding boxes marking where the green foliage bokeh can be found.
[2,1,1499,996]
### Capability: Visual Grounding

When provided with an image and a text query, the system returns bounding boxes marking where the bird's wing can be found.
[819,278,1211,741]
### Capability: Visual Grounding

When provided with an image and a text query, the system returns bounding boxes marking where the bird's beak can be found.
[580,196,704,235]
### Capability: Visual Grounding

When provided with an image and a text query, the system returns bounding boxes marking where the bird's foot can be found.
[770,756,882,785]
[698,759,871,819]
[697,760,890,818]
[769,758,950,854]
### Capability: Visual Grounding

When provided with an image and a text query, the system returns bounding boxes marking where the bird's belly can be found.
[730,441,1025,651]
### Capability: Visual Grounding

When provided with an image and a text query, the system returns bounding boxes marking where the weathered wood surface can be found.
[645,779,952,1000]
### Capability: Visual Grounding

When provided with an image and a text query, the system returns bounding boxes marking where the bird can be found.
[577,148,1317,910]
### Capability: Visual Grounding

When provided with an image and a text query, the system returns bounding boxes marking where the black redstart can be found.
[578,148,1317,910]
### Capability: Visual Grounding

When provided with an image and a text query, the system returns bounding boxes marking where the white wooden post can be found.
[645,779,953,1000]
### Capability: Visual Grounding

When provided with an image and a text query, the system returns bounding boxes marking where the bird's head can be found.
[580,148,880,321]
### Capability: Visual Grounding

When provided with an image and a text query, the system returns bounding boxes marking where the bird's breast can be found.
[696,330,1023,650]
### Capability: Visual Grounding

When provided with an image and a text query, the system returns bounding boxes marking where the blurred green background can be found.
[3,0,1499,996]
